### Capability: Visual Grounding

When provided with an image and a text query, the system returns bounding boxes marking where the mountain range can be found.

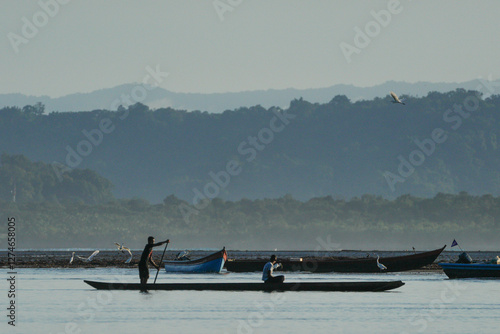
[2,79,499,113]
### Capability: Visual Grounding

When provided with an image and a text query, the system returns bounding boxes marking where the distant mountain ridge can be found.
[1,79,498,113]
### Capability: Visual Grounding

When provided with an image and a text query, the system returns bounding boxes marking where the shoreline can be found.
[2,249,497,270]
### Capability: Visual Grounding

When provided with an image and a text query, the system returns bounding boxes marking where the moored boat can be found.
[83,279,405,292]
[439,263,500,279]
[164,248,227,273]
[225,246,446,273]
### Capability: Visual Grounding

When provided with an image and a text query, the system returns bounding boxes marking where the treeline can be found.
[2,189,499,249]
[1,89,500,203]
[2,192,499,249]
[1,155,498,249]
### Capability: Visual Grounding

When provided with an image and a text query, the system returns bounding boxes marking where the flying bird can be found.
[115,242,129,252]
[124,252,132,263]
[376,255,387,271]
[115,242,133,263]
[175,250,191,261]
[76,250,100,262]
[69,252,75,264]
[390,91,405,105]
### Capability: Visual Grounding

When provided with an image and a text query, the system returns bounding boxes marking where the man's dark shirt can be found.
[139,243,154,268]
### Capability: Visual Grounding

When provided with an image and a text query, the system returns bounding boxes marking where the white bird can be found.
[376,255,387,271]
[115,242,128,253]
[390,91,406,105]
[115,242,133,263]
[69,252,75,264]
[76,250,100,262]
[175,250,190,261]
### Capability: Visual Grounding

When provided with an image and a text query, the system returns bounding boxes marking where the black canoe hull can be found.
[84,280,404,292]
[225,246,446,273]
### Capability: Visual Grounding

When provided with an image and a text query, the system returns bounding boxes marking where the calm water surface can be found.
[1,268,499,334]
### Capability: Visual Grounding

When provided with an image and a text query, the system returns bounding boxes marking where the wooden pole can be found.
[154,241,169,284]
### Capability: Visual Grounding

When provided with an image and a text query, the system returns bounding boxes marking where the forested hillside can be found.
[1,89,499,204]
[0,154,114,204]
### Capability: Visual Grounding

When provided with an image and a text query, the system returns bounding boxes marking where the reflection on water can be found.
[3,268,499,334]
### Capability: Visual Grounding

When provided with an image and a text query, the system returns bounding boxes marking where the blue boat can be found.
[439,262,500,279]
[164,248,227,273]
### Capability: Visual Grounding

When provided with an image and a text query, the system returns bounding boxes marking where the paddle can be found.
[154,240,169,284]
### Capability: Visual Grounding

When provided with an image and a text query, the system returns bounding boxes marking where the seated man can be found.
[262,255,285,283]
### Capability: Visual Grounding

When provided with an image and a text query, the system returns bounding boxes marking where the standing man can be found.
[262,255,285,283]
[139,236,169,286]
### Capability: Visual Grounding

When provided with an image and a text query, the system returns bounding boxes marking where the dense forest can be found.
[1,89,500,204]
[0,155,499,249]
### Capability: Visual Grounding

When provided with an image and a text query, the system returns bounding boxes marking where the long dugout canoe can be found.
[83,280,404,292]
[225,246,446,273]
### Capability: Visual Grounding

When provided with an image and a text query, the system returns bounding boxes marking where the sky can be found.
[1,0,499,98]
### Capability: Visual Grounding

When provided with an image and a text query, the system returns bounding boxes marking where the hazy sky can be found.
[1,0,499,97]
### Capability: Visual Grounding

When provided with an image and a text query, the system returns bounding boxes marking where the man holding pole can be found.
[139,236,169,286]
